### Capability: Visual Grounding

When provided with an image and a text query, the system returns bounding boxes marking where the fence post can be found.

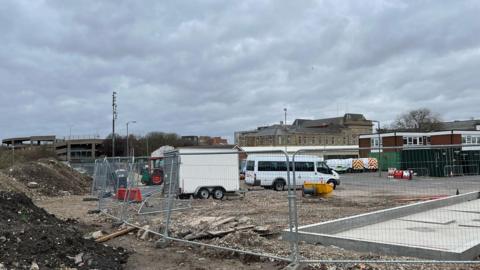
[288,151,300,264]
[156,152,178,248]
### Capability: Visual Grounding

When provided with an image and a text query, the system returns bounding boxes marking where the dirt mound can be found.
[3,159,92,196]
[0,191,128,269]
[0,171,32,196]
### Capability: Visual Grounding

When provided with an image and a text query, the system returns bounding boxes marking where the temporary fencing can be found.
[289,144,480,267]
[92,144,480,268]
[93,150,297,263]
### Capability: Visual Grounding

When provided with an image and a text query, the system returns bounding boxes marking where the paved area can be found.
[338,172,480,197]
[336,198,480,252]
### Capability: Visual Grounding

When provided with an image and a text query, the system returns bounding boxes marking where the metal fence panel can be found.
[91,145,480,268]
[289,145,480,267]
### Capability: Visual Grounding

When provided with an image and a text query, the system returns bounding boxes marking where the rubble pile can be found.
[2,159,92,196]
[166,216,272,241]
[0,192,128,269]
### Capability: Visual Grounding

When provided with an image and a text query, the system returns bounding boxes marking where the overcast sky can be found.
[1,0,480,142]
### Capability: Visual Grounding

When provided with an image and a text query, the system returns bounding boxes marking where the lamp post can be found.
[371,120,381,177]
[112,91,117,157]
[126,121,136,157]
[283,108,288,153]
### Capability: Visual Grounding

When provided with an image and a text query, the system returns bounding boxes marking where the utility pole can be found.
[112,91,117,157]
[372,120,381,177]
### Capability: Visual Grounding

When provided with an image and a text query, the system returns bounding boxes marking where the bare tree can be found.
[392,108,443,131]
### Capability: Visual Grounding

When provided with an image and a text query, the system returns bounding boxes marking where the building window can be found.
[403,136,424,146]
[371,137,382,148]
[462,135,480,145]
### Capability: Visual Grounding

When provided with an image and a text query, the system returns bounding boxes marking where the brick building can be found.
[181,136,228,146]
[358,121,480,177]
[235,113,372,147]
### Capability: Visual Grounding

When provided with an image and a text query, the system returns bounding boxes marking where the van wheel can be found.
[273,180,285,191]
[212,188,225,200]
[327,179,337,190]
[196,188,210,199]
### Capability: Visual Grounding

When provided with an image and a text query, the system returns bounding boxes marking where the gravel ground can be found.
[37,173,480,269]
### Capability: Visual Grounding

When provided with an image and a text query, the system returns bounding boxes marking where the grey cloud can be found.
[1,0,480,141]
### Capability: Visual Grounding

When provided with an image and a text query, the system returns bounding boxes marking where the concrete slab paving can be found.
[285,192,480,260]
[336,215,480,251]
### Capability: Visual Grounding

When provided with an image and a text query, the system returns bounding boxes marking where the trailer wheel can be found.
[212,188,225,200]
[196,188,210,199]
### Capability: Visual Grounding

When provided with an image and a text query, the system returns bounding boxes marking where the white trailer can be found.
[173,148,240,200]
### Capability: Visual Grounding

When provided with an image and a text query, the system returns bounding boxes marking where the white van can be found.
[244,155,340,191]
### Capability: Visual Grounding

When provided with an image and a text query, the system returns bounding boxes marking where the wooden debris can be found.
[95,227,137,243]
[211,217,235,228]
[207,229,236,237]
[184,232,209,241]
[253,226,270,234]
[236,225,255,231]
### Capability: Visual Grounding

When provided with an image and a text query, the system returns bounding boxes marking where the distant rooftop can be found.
[440,119,480,131]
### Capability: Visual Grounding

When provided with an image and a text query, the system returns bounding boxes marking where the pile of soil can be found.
[0,171,31,195]
[0,191,128,269]
[3,159,92,196]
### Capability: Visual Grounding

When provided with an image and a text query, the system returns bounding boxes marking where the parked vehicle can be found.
[325,157,378,173]
[244,155,340,191]
[169,148,240,200]
[141,145,174,186]
[325,158,353,173]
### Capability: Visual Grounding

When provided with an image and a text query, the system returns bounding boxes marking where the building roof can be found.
[359,130,480,139]
[440,120,480,131]
[2,135,56,144]
[238,113,370,137]
[238,145,359,153]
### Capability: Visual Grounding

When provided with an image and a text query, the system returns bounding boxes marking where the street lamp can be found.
[371,120,381,177]
[283,108,288,153]
[126,121,137,157]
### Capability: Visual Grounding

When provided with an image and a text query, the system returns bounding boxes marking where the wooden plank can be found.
[95,227,137,243]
